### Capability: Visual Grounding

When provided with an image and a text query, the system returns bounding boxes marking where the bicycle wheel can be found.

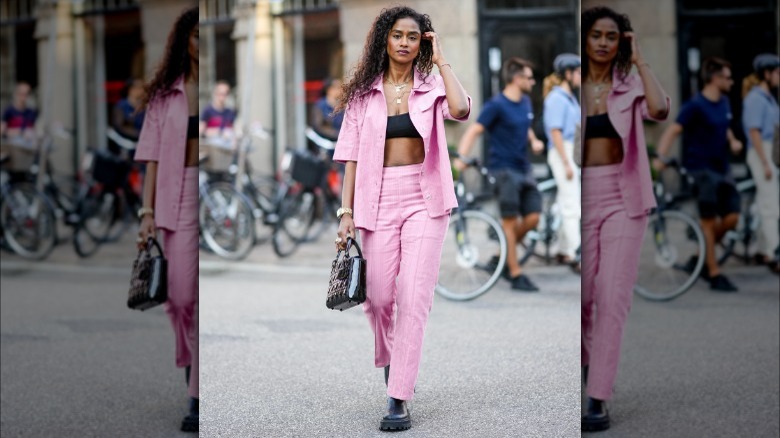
[200,182,255,261]
[245,175,277,245]
[435,209,508,301]
[272,188,317,258]
[73,189,117,258]
[104,189,135,243]
[0,183,57,260]
[634,210,706,301]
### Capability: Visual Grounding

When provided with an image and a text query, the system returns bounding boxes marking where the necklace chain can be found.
[385,75,411,112]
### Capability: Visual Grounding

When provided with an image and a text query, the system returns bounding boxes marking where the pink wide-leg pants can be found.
[160,166,199,399]
[581,164,648,401]
[359,163,449,401]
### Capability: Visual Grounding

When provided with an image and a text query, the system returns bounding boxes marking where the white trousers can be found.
[746,143,780,257]
[547,140,581,259]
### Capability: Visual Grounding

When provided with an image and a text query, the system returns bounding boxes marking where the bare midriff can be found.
[583,138,623,167]
[185,138,199,167]
[383,137,425,167]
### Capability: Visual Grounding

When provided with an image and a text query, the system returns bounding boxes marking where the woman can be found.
[112,78,146,142]
[543,53,582,272]
[580,6,669,432]
[332,6,470,431]
[311,77,344,142]
[134,7,199,433]
[742,53,780,273]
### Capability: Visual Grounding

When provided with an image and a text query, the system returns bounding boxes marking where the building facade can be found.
[202,0,581,175]
[1,0,196,176]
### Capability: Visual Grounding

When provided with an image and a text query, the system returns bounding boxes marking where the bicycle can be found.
[198,149,256,261]
[633,158,706,301]
[0,148,57,260]
[435,153,508,301]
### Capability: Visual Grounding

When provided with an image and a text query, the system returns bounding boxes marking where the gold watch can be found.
[336,207,353,219]
[137,207,154,219]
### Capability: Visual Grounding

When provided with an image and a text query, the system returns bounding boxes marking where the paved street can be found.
[583,261,779,437]
[199,233,582,438]
[1,233,195,437]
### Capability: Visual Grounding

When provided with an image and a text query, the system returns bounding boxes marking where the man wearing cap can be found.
[655,57,743,292]
[543,53,582,272]
[742,53,780,273]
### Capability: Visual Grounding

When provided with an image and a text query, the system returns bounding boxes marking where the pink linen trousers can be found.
[135,76,199,399]
[334,69,471,401]
[580,71,670,401]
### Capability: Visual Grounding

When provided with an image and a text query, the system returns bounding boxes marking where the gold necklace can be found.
[589,80,610,106]
[385,75,410,108]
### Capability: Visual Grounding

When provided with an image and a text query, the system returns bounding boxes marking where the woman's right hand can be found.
[137,215,157,250]
[336,215,356,250]
[564,161,574,180]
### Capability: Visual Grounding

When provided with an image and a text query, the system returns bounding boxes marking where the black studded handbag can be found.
[128,237,168,311]
[326,237,367,311]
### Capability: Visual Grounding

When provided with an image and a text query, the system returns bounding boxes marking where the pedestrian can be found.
[543,53,582,272]
[199,80,237,139]
[134,6,199,433]
[741,53,779,273]
[581,6,670,432]
[311,77,344,142]
[655,57,743,291]
[454,57,545,291]
[332,5,470,431]
[112,78,146,142]
[1,82,37,139]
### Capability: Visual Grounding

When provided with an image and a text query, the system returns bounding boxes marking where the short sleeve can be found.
[640,94,671,122]
[2,107,12,123]
[199,105,211,122]
[332,101,361,163]
[442,94,471,122]
[676,100,696,126]
[477,100,499,130]
[544,92,567,131]
[742,93,763,130]
[134,98,162,163]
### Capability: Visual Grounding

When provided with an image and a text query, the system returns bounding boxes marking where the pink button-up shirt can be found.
[581,70,671,218]
[333,69,471,231]
[134,76,190,231]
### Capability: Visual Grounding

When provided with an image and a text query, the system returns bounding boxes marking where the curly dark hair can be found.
[336,6,435,112]
[142,7,198,109]
[581,6,633,80]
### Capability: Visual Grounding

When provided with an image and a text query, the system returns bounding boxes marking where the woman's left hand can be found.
[623,32,644,65]
[423,32,444,66]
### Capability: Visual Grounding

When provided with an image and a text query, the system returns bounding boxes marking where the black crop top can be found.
[386,113,422,139]
[187,115,199,140]
[584,113,620,139]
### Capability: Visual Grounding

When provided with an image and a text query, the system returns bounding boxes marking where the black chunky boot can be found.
[180,397,198,432]
[380,397,411,431]
[581,397,609,432]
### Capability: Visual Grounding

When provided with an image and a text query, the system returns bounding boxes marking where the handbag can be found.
[128,237,168,311]
[326,237,367,311]
[573,122,582,167]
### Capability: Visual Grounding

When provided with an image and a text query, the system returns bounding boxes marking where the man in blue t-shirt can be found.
[655,57,744,292]
[1,82,37,139]
[200,81,237,138]
[455,57,545,292]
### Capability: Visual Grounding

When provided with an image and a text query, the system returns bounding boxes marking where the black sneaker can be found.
[709,274,738,292]
[484,255,510,280]
[510,274,539,292]
[682,255,709,280]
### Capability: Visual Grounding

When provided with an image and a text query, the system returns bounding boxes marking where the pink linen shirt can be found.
[134,76,190,231]
[580,70,671,218]
[333,69,471,231]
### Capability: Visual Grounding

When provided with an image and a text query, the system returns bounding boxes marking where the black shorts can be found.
[493,168,542,218]
[690,170,741,219]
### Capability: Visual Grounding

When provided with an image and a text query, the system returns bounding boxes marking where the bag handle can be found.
[143,237,165,258]
[336,236,363,259]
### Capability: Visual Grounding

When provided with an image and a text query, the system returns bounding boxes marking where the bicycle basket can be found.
[3,141,37,172]
[289,150,327,189]
[92,149,130,188]
[202,143,234,173]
